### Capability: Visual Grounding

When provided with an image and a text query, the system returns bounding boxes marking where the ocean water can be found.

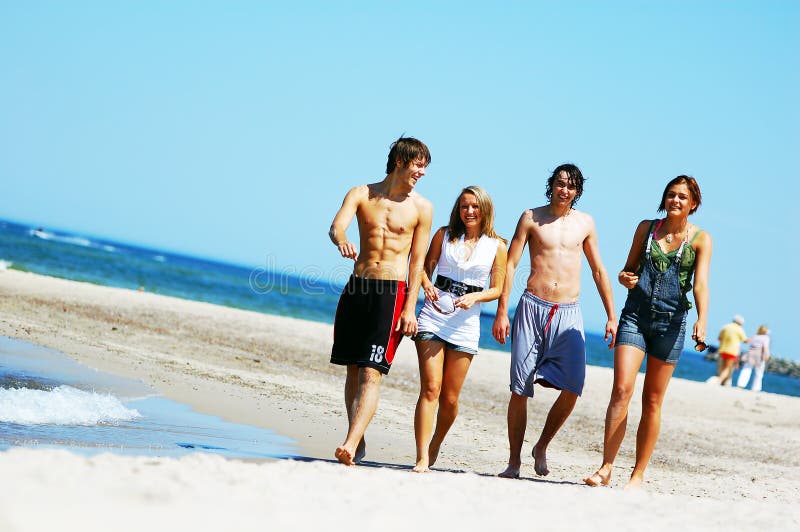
[1,218,798,400]
[0,336,295,458]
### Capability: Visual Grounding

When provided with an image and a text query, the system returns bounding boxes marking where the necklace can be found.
[664,222,687,244]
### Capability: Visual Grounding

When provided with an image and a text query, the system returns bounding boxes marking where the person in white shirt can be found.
[412,186,507,472]
[737,325,771,392]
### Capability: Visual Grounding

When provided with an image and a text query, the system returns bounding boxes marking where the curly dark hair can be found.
[545,163,585,207]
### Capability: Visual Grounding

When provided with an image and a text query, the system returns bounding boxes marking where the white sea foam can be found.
[29,229,92,248]
[102,245,116,253]
[59,236,92,247]
[0,260,11,270]
[0,385,142,425]
[153,255,166,262]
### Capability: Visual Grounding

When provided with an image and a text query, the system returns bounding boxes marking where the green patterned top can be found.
[639,221,702,309]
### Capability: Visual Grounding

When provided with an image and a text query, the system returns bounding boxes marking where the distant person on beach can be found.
[585,175,712,489]
[716,315,748,386]
[492,163,617,479]
[737,324,770,392]
[328,136,433,466]
[412,186,508,472]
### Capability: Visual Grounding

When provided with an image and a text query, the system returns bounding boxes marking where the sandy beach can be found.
[0,269,798,531]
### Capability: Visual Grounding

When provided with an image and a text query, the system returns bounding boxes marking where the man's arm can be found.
[582,217,617,348]
[328,186,364,260]
[396,198,433,336]
[492,210,531,344]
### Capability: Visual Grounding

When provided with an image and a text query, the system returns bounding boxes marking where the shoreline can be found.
[7,260,800,382]
[1,269,799,529]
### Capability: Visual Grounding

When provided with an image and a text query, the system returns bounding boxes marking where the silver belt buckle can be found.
[450,280,468,297]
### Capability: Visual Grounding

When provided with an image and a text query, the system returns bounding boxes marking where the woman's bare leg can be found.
[626,355,675,488]
[413,339,445,472]
[428,349,473,467]
[585,344,645,486]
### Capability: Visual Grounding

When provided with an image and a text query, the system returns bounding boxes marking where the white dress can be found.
[416,230,500,351]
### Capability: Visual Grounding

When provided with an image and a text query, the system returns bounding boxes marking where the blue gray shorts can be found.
[510,292,586,397]
[413,331,478,356]
[616,305,687,364]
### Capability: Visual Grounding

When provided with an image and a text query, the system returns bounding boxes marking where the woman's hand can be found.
[423,284,439,302]
[691,320,706,344]
[618,271,639,289]
[455,293,480,310]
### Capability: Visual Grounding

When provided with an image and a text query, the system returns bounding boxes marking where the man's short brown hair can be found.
[386,136,431,174]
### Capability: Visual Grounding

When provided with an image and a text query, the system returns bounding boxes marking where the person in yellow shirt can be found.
[716,315,748,385]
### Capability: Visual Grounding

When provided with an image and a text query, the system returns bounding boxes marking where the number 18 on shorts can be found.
[329,276,406,375]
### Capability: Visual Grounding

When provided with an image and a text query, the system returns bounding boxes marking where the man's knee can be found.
[556,390,579,409]
[359,366,383,386]
[509,392,528,410]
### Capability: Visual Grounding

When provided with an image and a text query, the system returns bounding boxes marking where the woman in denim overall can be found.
[585,175,712,489]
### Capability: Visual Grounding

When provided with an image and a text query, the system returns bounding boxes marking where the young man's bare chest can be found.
[531,217,586,254]
[358,197,419,237]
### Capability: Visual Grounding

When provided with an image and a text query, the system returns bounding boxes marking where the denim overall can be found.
[618,222,688,362]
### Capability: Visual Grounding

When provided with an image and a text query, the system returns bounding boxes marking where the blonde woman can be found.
[412,186,507,472]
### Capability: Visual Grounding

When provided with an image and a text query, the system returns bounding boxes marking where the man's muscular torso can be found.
[525,206,593,303]
[353,183,424,280]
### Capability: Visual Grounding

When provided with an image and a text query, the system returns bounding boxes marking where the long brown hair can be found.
[446,186,506,243]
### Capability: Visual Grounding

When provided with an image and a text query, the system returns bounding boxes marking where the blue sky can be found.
[2,1,798,359]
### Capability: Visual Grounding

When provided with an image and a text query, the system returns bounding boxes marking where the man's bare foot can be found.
[354,438,366,464]
[412,462,430,473]
[498,465,520,479]
[532,444,549,476]
[583,467,612,487]
[428,440,441,468]
[335,446,355,466]
[624,476,643,490]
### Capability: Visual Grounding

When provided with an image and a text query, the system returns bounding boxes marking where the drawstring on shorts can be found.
[543,304,559,334]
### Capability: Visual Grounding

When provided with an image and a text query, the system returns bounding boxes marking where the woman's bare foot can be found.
[334,446,355,466]
[428,440,442,468]
[624,475,644,490]
[412,461,430,473]
[583,466,612,487]
[532,444,549,476]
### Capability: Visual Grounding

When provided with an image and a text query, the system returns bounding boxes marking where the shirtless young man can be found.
[492,163,617,479]
[328,136,433,466]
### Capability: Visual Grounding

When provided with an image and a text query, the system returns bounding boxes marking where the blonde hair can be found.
[757,324,769,335]
[446,186,506,244]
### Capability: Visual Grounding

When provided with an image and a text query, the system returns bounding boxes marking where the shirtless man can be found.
[492,163,617,479]
[328,136,433,466]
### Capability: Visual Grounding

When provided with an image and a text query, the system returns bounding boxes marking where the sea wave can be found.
[29,229,92,248]
[0,385,142,425]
